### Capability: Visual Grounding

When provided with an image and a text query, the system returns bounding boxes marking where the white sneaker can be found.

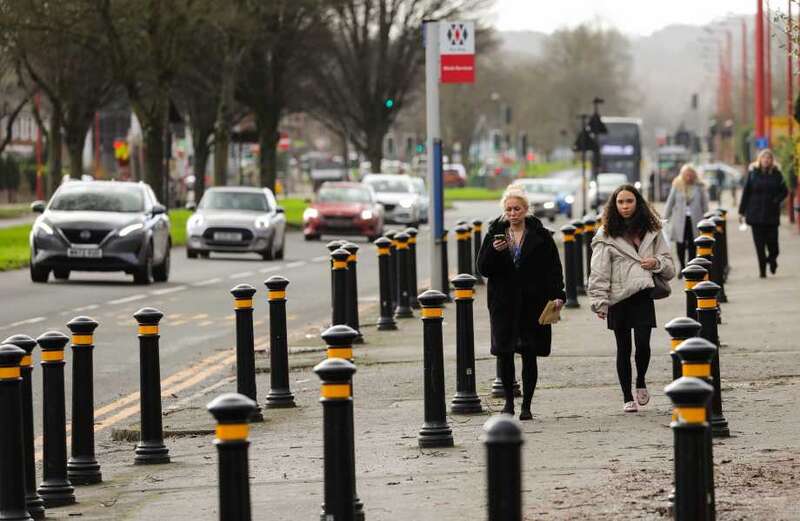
[635,388,650,407]
[623,401,638,413]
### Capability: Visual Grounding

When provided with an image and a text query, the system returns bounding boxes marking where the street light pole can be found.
[424,20,444,296]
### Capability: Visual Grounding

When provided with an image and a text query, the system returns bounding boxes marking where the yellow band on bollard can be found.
[409,237,417,244]
[391,240,399,247]
[396,242,409,250]
[321,383,351,399]
[268,291,286,301]
[701,232,714,239]
[675,406,706,424]
[333,260,348,270]
[473,224,482,232]
[454,289,473,299]
[704,274,710,281]
[670,339,682,351]
[72,335,93,346]
[0,367,21,379]
[20,355,32,368]
[327,347,353,359]
[234,299,253,309]
[421,308,443,318]
[697,247,713,256]
[697,298,717,309]
[716,226,724,233]
[685,281,698,290]
[682,363,711,378]
[377,247,390,256]
[41,351,64,362]
[574,227,584,234]
[456,232,470,240]
[563,235,575,242]
[138,325,159,336]
[215,423,249,441]
[441,234,448,242]
[347,255,357,263]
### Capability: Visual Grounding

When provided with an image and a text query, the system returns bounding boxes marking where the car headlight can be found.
[34,221,54,236]
[399,199,414,208]
[118,223,144,237]
[543,202,555,209]
[303,208,319,221]
[187,214,204,228]
[254,216,271,229]
[634,181,642,190]
[360,209,373,220]
[564,195,575,204]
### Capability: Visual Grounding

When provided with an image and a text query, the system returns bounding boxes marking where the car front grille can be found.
[383,204,396,212]
[203,227,254,243]
[59,228,112,245]
[323,216,355,228]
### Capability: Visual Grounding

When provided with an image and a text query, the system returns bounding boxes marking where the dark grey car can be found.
[29,181,172,284]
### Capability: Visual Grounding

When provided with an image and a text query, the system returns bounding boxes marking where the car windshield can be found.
[365,179,412,193]
[50,184,145,212]
[318,187,371,203]
[598,175,628,187]
[521,182,559,194]
[199,191,270,212]
[410,179,426,194]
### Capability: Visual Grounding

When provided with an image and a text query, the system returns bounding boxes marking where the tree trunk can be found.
[213,125,229,186]
[46,109,63,198]
[193,129,212,202]
[257,112,280,191]
[366,130,384,175]
[143,123,165,203]
[64,121,91,180]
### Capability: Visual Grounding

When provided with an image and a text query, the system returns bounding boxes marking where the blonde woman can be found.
[739,149,789,278]
[663,164,709,273]
[477,184,565,420]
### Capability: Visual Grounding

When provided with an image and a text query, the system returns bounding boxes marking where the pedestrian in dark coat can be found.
[739,148,789,278]
[477,184,565,420]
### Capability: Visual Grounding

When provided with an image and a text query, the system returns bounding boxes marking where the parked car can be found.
[185,187,286,260]
[549,178,578,218]
[588,173,629,209]
[443,163,467,187]
[309,157,348,192]
[303,182,384,241]
[515,179,559,222]
[361,174,422,226]
[408,177,429,224]
[29,180,171,284]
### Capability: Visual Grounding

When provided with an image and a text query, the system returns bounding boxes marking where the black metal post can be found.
[133,308,170,464]
[710,215,728,303]
[714,209,730,280]
[327,240,347,320]
[681,265,706,322]
[374,238,398,331]
[561,225,579,308]
[450,274,482,414]
[230,285,264,421]
[65,316,102,484]
[0,343,33,521]
[315,358,357,521]
[665,377,714,521]
[472,219,484,285]
[664,317,702,383]
[582,214,596,278]
[2,336,44,519]
[331,248,350,327]
[692,281,729,438]
[491,359,520,398]
[484,415,523,521]
[571,220,586,295]
[35,331,75,507]
[455,224,471,276]
[405,228,421,308]
[384,230,398,312]
[207,393,257,521]
[264,276,296,409]
[394,232,414,318]
[417,290,454,448]
[440,228,452,301]
[343,243,364,343]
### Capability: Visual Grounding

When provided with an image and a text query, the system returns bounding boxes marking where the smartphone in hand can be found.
[493,234,506,242]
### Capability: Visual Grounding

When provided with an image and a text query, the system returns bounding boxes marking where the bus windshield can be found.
[598,119,642,185]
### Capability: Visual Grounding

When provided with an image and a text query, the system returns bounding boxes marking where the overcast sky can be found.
[493,0,760,36]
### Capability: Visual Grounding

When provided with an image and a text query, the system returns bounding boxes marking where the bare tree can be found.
[0,52,29,156]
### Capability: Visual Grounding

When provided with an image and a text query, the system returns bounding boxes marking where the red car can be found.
[303,182,384,241]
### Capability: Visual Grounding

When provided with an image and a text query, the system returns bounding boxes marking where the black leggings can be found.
[675,215,696,271]
[499,351,538,407]
[613,327,651,403]
[751,225,779,275]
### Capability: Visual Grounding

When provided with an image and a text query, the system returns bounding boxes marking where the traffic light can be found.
[384,98,395,109]
[113,139,130,167]
[415,143,425,154]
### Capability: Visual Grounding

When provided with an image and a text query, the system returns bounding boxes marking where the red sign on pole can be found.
[440,21,475,84]
[278,132,290,151]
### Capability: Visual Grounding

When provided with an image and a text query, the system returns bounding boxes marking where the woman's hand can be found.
[596,311,607,319]
[492,239,508,251]
[553,299,564,310]
[640,257,658,270]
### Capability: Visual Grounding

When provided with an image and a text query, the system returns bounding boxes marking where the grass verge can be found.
[0,225,31,271]
[444,187,505,202]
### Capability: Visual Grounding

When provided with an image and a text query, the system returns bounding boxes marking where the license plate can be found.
[213,232,242,241]
[327,218,352,227]
[68,248,102,258]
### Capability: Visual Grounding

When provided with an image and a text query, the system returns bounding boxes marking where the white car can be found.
[361,174,422,226]
[408,177,429,224]
[588,173,629,209]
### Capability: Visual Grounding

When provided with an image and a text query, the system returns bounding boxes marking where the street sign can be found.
[755,136,769,149]
[278,133,290,151]
[440,21,475,84]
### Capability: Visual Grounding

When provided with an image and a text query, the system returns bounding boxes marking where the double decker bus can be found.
[597,117,643,188]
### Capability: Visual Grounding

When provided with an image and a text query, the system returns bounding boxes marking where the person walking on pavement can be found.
[477,184,565,421]
[587,184,675,413]
[739,149,789,278]
[663,164,709,275]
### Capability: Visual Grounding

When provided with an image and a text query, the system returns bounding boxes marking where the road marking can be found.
[286,261,306,268]
[0,316,46,332]
[191,313,209,320]
[198,320,213,327]
[259,265,283,274]
[191,278,221,287]
[151,285,187,296]
[73,304,100,312]
[107,294,147,305]
[229,271,254,279]
[312,255,328,262]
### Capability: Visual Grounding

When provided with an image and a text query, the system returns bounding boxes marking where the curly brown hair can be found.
[601,184,662,238]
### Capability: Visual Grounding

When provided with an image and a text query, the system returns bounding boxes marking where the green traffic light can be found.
[384,98,394,109]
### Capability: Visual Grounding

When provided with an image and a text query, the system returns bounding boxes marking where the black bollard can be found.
[714,209,730,280]
[327,240,347,308]
[230,285,264,422]
[394,232,414,318]
[583,214,597,278]
[484,415,523,521]
[0,343,32,521]
[681,265,707,321]
[65,316,102,484]
[405,227,421,308]
[342,242,364,343]
[374,237,398,331]
[472,219,485,285]
[455,224,471,277]
[264,276,296,409]
[571,220,586,295]
[692,281,729,438]
[491,359,521,398]
[561,225,579,308]
[207,393,257,521]
[132,308,170,464]
[35,331,75,507]
[664,377,714,521]
[440,228,452,301]
[675,338,718,521]
[331,248,351,327]
[664,317,702,383]
[710,215,727,303]
[417,290,454,448]
[450,274,483,414]
[314,358,358,521]
[384,230,398,312]
[2,336,44,519]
